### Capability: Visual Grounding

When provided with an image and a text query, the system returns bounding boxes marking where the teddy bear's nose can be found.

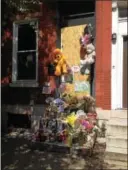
[56,55,60,59]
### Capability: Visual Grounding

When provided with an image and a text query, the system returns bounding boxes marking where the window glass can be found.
[17,52,36,80]
[119,8,127,18]
[18,23,36,51]
[12,20,38,82]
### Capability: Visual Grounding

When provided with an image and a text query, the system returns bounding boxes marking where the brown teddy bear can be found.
[53,48,68,76]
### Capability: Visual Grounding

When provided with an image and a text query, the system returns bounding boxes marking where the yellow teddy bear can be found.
[53,48,68,76]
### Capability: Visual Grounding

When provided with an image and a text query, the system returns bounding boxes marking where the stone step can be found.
[105,111,127,168]
[106,135,127,149]
[106,146,127,155]
[96,109,127,121]
[111,110,127,119]
[107,118,127,126]
[96,109,110,120]
[107,117,127,136]
[105,158,127,169]
[105,152,127,163]
[107,124,127,135]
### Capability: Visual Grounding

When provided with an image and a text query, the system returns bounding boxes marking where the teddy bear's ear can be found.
[53,48,62,55]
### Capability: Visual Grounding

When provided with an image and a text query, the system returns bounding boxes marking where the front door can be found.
[117,18,127,109]
[61,14,95,97]
[122,36,128,108]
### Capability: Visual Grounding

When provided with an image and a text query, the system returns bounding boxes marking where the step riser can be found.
[106,138,127,149]
[107,117,127,128]
[105,159,127,169]
[106,146,127,155]
[107,119,127,127]
[97,109,127,120]
[105,152,128,162]
[107,126,127,135]
[111,110,127,119]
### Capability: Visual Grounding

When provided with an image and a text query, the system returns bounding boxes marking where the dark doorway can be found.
[58,1,95,17]
[123,36,128,108]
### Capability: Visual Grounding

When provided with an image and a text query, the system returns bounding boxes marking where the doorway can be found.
[116,18,127,109]
[60,5,95,97]
[58,1,95,97]
[123,36,128,108]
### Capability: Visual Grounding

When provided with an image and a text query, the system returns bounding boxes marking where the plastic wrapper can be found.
[65,112,77,128]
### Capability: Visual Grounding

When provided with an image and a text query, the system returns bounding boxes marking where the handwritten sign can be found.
[74,81,90,93]
[71,65,80,73]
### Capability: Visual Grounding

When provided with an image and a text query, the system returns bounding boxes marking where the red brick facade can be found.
[2,1,113,108]
[95,1,112,109]
[1,3,58,92]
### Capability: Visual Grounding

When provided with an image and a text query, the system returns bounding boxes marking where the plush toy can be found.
[80,25,96,75]
[53,48,68,76]
[80,43,96,65]
[80,34,91,47]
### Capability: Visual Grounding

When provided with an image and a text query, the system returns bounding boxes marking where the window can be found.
[119,8,127,18]
[11,19,38,87]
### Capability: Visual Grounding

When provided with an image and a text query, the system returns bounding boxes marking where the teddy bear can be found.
[80,43,96,65]
[80,25,96,75]
[53,48,68,76]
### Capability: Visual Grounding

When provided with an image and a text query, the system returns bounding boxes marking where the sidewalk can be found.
[1,136,108,170]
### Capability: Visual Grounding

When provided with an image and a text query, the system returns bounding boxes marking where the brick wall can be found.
[1,2,58,105]
[95,1,112,109]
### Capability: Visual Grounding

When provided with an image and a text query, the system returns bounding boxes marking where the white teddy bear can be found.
[80,43,96,75]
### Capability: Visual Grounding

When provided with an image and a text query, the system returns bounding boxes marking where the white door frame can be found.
[111,15,127,109]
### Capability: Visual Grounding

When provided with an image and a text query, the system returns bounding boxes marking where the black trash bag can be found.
[48,63,56,76]
[80,64,91,75]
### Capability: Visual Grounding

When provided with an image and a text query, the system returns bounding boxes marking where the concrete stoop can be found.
[106,135,127,149]
[105,158,127,170]
[104,110,128,169]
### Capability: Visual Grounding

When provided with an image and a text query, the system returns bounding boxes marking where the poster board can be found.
[61,24,90,97]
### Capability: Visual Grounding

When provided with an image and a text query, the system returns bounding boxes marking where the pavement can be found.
[1,135,109,170]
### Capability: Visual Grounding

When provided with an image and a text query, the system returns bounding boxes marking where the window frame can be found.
[11,18,39,87]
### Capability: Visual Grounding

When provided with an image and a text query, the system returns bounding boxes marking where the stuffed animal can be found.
[80,43,96,65]
[53,48,68,76]
[80,34,91,47]
[80,43,95,75]
[80,25,96,75]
